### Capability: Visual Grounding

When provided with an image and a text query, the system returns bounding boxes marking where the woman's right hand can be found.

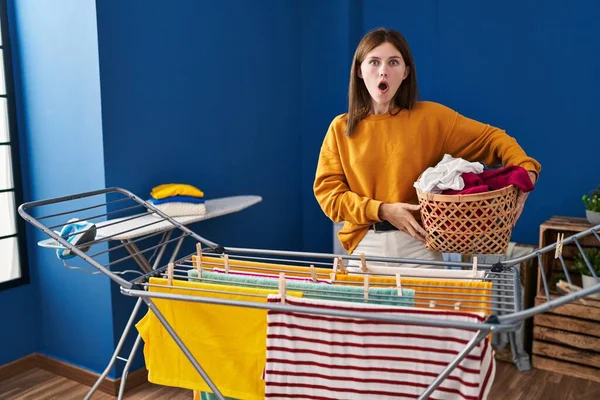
[378,203,427,243]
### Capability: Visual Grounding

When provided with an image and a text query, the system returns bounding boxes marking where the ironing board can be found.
[37,195,262,273]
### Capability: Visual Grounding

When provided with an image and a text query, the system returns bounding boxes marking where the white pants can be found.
[349,229,442,269]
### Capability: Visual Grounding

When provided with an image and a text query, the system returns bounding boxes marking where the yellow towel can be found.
[136,277,302,399]
[194,255,335,279]
[150,183,204,200]
[333,274,493,315]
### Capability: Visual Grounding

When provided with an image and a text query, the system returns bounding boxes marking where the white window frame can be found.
[0,0,29,290]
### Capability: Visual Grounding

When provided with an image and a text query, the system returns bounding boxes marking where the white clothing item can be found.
[265,295,496,400]
[414,154,484,194]
[349,263,486,279]
[349,229,443,268]
[151,202,206,217]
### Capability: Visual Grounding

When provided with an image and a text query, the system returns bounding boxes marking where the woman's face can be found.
[359,42,409,112]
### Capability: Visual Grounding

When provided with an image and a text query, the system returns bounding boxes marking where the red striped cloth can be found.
[265,296,495,400]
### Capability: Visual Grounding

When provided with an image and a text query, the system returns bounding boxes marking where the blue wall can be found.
[6,0,116,375]
[94,0,304,375]
[300,0,357,253]
[4,0,600,381]
[96,0,302,252]
[0,0,37,367]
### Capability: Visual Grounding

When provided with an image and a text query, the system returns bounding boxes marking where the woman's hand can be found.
[513,171,537,227]
[378,203,427,243]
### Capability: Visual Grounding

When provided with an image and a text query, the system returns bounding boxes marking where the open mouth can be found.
[378,81,389,93]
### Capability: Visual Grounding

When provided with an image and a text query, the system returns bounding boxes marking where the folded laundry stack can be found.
[148,183,206,217]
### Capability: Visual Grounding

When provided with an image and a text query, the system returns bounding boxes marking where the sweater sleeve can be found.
[442,111,542,176]
[313,124,382,225]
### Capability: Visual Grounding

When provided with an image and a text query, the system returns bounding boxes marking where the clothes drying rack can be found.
[18,187,600,400]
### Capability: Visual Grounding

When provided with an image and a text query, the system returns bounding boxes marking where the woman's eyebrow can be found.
[367,55,402,60]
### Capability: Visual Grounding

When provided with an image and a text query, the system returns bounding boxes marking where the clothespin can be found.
[360,253,368,273]
[429,300,436,308]
[167,262,174,286]
[454,302,461,311]
[332,257,339,281]
[396,273,402,297]
[554,233,564,259]
[278,272,287,304]
[224,254,230,274]
[472,256,478,276]
[196,243,203,278]
[363,274,369,300]
[310,264,318,283]
[338,257,347,274]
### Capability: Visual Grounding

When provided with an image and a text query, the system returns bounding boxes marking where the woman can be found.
[313,27,541,267]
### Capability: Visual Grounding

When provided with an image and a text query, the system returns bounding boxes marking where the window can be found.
[0,0,28,289]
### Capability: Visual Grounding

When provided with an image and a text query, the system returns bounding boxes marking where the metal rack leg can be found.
[117,333,143,399]
[418,330,489,400]
[143,297,225,400]
[84,298,144,400]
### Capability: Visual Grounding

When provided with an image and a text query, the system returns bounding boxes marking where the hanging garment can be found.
[345,264,485,279]
[136,277,303,399]
[211,267,333,284]
[195,255,334,279]
[264,295,495,400]
[334,274,493,315]
[188,269,415,307]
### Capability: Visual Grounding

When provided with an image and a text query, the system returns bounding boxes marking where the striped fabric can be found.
[265,295,495,400]
[212,267,332,284]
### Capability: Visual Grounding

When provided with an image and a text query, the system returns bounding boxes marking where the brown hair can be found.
[346,28,418,137]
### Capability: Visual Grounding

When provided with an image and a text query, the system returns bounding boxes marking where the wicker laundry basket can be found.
[416,185,518,255]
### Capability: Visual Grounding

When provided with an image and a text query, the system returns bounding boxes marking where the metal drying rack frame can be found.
[18,187,600,400]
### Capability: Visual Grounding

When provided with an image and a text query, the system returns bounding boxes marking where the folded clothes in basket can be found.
[55,218,97,260]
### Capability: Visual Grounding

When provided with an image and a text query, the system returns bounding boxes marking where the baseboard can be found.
[0,353,147,396]
[0,354,38,382]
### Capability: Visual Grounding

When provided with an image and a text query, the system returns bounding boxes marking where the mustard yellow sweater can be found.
[313,101,541,254]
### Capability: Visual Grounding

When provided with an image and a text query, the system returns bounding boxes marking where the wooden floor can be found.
[1,362,599,399]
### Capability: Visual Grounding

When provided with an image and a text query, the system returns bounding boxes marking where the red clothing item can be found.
[442,165,534,195]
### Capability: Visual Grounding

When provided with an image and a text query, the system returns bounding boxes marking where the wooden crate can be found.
[537,216,599,294]
[532,216,600,382]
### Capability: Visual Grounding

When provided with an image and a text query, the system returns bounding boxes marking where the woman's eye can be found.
[369,59,379,66]
[390,60,400,66]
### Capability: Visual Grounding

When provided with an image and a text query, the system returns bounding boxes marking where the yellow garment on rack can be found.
[194,255,335,279]
[150,183,204,199]
[136,277,302,399]
[333,274,493,315]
